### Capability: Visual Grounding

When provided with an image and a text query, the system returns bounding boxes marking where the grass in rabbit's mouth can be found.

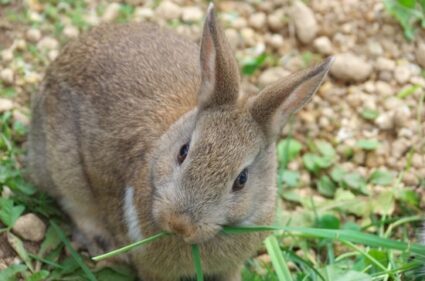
[91,226,425,281]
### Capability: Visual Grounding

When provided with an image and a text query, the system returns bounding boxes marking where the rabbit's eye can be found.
[233,168,248,192]
[177,142,190,164]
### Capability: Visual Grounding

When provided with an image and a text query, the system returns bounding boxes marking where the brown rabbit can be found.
[28,3,333,281]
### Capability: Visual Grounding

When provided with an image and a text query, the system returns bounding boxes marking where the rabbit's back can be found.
[30,23,201,188]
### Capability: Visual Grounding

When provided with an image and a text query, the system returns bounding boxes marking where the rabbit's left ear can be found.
[248,57,334,141]
[198,3,240,109]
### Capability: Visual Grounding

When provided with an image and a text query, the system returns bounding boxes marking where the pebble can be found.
[267,10,285,32]
[292,1,318,44]
[313,36,333,55]
[241,28,256,47]
[375,81,393,97]
[155,1,182,21]
[416,43,425,68]
[181,6,203,23]
[394,64,411,84]
[102,2,121,22]
[1,49,13,62]
[12,213,46,242]
[375,57,396,71]
[330,53,372,82]
[375,113,394,130]
[267,34,284,49]
[0,98,14,113]
[249,12,267,30]
[0,69,14,85]
[393,106,411,128]
[258,67,290,87]
[48,50,59,61]
[134,7,154,21]
[224,29,240,50]
[26,28,41,43]
[63,26,79,38]
[37,37,59,50]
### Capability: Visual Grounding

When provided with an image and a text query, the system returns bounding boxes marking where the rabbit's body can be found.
[29,5,332,281]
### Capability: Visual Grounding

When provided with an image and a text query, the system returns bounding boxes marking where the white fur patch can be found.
[123,186,143,242]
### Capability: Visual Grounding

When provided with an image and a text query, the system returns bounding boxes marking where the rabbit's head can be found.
[150,4,333,244]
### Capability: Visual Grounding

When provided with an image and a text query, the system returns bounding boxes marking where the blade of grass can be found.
[265,236,293,281]
[192,244,204,281]
[51,221,97,281]
[92,232,170,261]
[222,226,425,255]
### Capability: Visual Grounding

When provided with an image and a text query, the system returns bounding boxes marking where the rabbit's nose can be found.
[167,213,195,238]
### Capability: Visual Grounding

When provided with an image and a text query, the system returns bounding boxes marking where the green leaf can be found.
[317,175,336,197]
[374,191,395,216]
[51,221,97,281]
[397,84,420,99]
[192,244,204,281]
[361,108,379,120]
[27,270,50,281]
[264,236,293,281]
[317,214,340,230]
[316,140,336,158]
[397,189,420,207]
[0,264,27,281]
[330,166,346,183]
[323,265,372,281]
[369,170,394,186]
[356,139,380,150]
[342,172,368,194]
[242,53,268,76]
[314,155,334,169]
[38,224,61,258]
[303,153,320,173]
[280,170,300,188]
[7,232,33,272]
[96,266,136,281]
[277,138,302,168]
[0,198,25,228]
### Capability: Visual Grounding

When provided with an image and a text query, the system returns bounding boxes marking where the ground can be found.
[0,0,424,280]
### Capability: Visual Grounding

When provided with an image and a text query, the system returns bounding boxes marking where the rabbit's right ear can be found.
[198,3,240,109]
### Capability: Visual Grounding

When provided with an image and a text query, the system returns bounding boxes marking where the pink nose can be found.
[167,213,195,237]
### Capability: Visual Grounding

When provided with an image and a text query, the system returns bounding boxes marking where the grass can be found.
[0,0,424,281]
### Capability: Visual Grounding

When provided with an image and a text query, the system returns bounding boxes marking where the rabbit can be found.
[27,3,333,281]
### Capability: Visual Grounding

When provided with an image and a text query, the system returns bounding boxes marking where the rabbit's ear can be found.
[249,57,334,141]
[198,3,240,109]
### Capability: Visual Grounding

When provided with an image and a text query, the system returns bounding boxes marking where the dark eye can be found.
[177,142,190,164]
[233,168,248,192]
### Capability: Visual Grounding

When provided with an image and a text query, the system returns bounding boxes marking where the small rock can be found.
[1,186,13,198]
[249,12,267,30]
[330,53,372,82]
[26,28,41,43]
[102,2,121,22]
[367,40,383,56]
[13,110,29,126]
[0,98,14,113]
[240,28,256,47]
[267,10,285,32]
[1,49,13,62]
[267,34,284,49]
[375,57,396,71]
[403,173,419,186]
[63,26,79,38]
[233,17,247,29]
[14,39,26,51]
[394,64,411,84]
[375,81,393,97]
[393,105,411,128]
[224,29,240,50]
[416,43,425,68]
[0,69,14,85]
[134,7,154,21]
[37,37,59,50]
[412,154,423,169]
[12,213,46,242]
[181,6,203,23]
[48,50,59,61]
[258,67,290,87]
[155,1,181,21]
[313,36,333,55]
[375,112,394,130]
[292,1,318,44]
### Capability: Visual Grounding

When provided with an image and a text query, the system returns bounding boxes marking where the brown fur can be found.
[28,4,332,281]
